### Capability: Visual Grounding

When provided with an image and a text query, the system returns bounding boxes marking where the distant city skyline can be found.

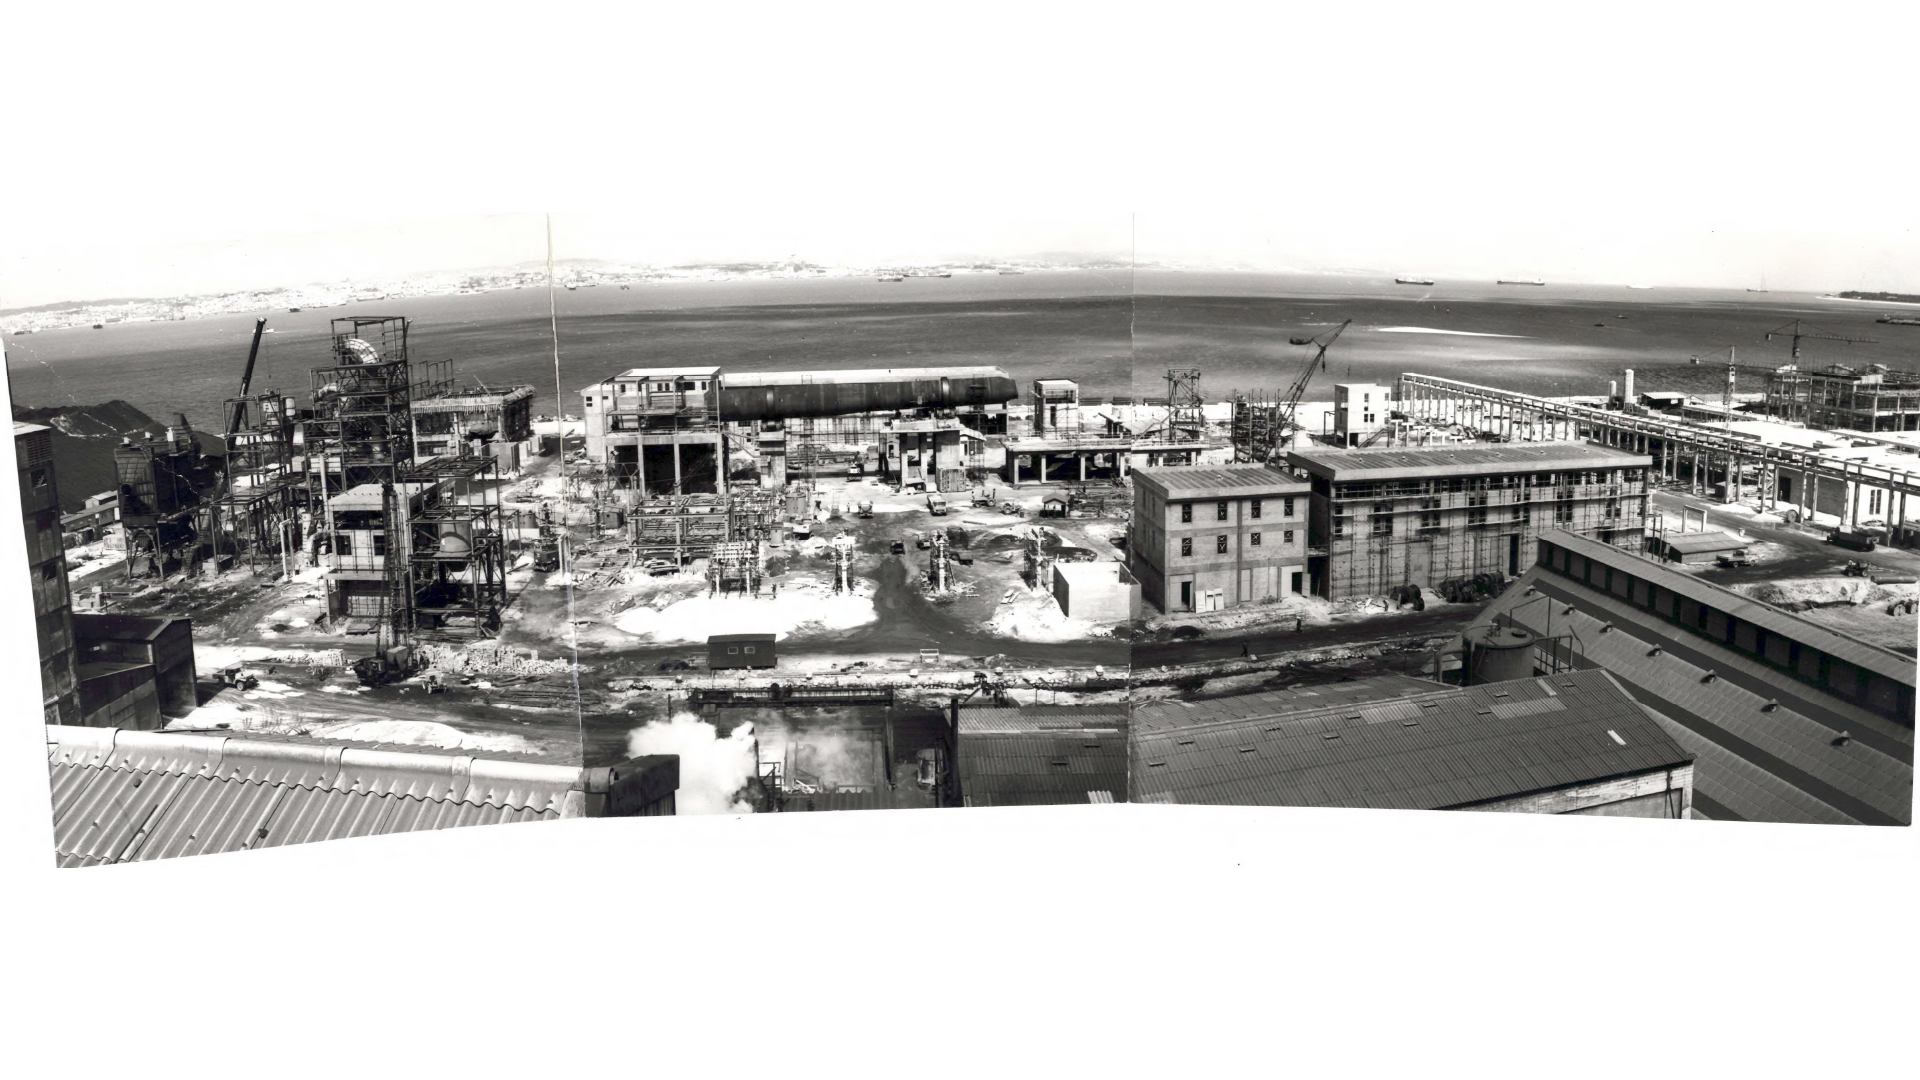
[2,209,1914,310]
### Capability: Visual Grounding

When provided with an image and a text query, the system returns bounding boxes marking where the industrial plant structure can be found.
[1763,364,1920,432]
[16,422,81,724]
[1285,443,1652,601]
[1458,531,1914,825]
[1127,464,1311,613]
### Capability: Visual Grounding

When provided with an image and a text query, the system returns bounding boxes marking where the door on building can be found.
[1238,568,1252,603]
[1508,533,1521,576]
[1291,571,1304,595]
[1178,580,1193,611]
[1407,541,1431,588]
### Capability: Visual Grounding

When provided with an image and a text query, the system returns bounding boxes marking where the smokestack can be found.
[1623,368,1635,402]
[1608,380,1618,403]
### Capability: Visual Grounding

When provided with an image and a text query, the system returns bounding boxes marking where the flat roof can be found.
[720,366,1012,387]
[73,613,190,643]
[605,366,722,381]
[1287,441,1651,481]
[329,481,434,511]
[1131,669,1692,810]
[708,633,777,643]
[1658,530,1751,554]
[1035,379,1079,390]
[1052,561,1130,585]
[1132,464,1310,499]
[1541,531,1915,687]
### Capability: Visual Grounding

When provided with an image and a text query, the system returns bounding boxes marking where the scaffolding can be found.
[402,455,508,636]
[829,532,857,594]
[708,539,765,596]
[1162,368,1207,445]
[308,316,414,496]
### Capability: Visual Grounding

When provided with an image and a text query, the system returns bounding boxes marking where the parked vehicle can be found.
[1829,530,1878,552]
[1715,551,1752,568]
[889,539,906,555]
[927,493,949,516]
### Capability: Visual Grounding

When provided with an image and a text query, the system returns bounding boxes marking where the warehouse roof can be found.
[959,731,1128,807]
[1543,531,1915,687]
[45,725,597,868]
[1133,674,1439,734]
[1286,441,1650,481]
[1132,464,1310,499]
[959,704,1128,734]
[1130,669,1691,810]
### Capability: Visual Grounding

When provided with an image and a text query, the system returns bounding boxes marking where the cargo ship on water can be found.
[1497,278,1546,286]
[1394,275,1435,286]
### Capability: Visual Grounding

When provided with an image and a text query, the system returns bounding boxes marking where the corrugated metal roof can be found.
[1133,675,1438,733]
[959,705,1128,734]
[1287,442,1650,481]
[1545,531,1914,687]
[1466,570,1913,826]
[1132,465,1310,498]
[1130,670,1691,809]
[44,726,591,867]
[959,730,1129,807]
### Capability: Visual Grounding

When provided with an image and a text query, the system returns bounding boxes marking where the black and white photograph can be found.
[5,3,1915,1075]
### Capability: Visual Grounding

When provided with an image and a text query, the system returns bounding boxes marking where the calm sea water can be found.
[6,269,1911,432]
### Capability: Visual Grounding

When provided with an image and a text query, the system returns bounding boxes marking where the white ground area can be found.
[305,719,537,754]
[613,581,878,642]
[194,642,344,672]
[987,591,1114,642]
[1737,578,1916,608]
[1373,326,1528,338]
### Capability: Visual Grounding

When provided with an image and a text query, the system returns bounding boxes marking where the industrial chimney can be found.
[1623,368,1635,404]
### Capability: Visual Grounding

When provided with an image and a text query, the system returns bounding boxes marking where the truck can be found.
[1829,530,1878,552]
[926,493,949,516]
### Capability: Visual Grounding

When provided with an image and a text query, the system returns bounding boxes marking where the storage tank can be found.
[715,367,1018,421]
[438,522,473,557]
[1464,623,1538,685]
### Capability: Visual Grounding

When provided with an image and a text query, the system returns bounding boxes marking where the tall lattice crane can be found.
[1262,319,1351,463]
[1765,319,1874,363]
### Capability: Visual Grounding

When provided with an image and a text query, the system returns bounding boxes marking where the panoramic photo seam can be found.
[6,211,1915,866]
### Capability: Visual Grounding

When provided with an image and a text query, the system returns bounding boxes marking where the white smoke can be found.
[626,712,758,815]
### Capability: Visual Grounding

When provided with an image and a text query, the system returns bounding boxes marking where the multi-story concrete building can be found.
[580,366,724,495]
[1764,364,1920,432]
[1286,442,1652,601]
[15,422,81,724]
[1331,382,1393,447]
[1128,465,1311,614]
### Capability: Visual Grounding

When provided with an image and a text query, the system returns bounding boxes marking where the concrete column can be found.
[1077,454,1087,482]
[1808,472,1818,523]
[1039,455,1049,484]
[1850,477,1862,530]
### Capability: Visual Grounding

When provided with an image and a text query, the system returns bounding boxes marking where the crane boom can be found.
[1765,319,1874,361]
[1263,319,1352,463]
[226,317,268,437]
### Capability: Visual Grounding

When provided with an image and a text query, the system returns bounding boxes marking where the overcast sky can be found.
[4,5,1914,306]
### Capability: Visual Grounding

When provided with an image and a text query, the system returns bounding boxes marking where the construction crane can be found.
[1765,319,1874,363]
[1263,319,1351,463]
[225,318,269,438]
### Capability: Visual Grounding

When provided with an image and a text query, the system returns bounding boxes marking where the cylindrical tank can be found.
[1466,623,1537,685]
[439,523,473,557]
[716,367,1019,421]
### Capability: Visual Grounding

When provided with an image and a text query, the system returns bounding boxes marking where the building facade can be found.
[15,423,82,724]
[1128,465,1311,614]
[580,366,725,495]
[1332,382,1393,447]
[1764,364,1920,432]
[1285,442,1652,601]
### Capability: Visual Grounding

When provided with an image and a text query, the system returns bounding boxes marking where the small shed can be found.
[1653,529,1750,564]
[1040,496,1070,517]
[708,633,777,669]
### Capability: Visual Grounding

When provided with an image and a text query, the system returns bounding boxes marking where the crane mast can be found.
[1263,319,1351,463]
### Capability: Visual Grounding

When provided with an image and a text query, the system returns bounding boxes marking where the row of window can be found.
[1331,469,1645,499]
[1177,496,1297,523]
[1178,530,1296,556]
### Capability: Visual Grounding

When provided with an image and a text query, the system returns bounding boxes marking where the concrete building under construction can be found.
[1286,442,1652,601]
[1128,464,1312,614]
[1763,364,1920,432]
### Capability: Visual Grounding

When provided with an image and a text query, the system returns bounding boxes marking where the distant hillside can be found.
[12,400,223,513]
